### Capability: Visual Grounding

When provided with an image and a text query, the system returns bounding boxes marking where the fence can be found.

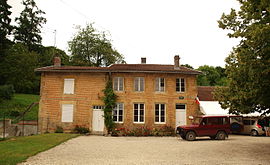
[0,102,39,138]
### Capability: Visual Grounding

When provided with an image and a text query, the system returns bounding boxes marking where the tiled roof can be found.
[35,64,201,75]
[197,86,216,101]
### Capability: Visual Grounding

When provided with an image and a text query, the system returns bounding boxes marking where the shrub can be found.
[0,85,15,101]
[55,126,64,133]
[74,125,90,134]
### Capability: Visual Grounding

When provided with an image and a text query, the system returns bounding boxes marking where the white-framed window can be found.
[61,104,74,122]
[113,103,124,123]
[155,103,166,123]
[64,78,75,94]
[113,77,124,91]
[134,103,144,123]
[155,78,165,92]
[134,77,144,92]
[176,78,185,92]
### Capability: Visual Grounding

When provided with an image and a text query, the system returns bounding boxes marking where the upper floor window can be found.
[176,78,185,92]
[134,77,144,92]
[155,103,165,123]
[61,104,74,122]
[155,78,165,92]
[134,103,144,123]
[113,103,124,123]
[113,77,124,91]
[64,78,74,94]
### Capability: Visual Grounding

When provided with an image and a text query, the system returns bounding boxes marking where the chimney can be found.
[174,55,180,69]
[53,56,61,67]
[141,57,146,64]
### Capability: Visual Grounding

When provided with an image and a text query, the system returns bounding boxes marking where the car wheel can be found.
[250,130,258,136]
[185,131,196,141]
[216,131,226,140]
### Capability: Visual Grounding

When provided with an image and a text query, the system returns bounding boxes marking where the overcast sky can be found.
[8,0,240,68]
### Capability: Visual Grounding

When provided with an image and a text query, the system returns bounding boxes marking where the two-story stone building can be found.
[36,56,201,133]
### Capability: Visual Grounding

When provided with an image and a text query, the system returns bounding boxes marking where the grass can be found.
[0,133,79,165]
[0,93,39,121]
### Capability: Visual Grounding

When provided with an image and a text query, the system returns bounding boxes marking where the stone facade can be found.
[38,71,200,133]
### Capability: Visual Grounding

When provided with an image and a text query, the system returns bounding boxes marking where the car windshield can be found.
[192,117,202,125]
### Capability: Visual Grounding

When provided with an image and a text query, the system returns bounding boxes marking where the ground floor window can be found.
[134,103,144,123]
[113,103,124,123]
[155,103,165,123]
[61,104,74,122]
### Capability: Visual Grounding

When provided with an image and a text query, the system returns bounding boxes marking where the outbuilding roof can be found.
[197,86,216,101]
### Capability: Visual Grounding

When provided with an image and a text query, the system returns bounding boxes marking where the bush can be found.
[55,126,64,133]
[0,85,15,101]
[74,125,90,134]
[113,125,176,137]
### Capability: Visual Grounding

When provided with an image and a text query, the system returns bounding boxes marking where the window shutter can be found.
[64,79,74,94]
[61,104,74,122]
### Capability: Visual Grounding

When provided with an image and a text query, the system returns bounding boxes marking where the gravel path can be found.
[20,135,270,165]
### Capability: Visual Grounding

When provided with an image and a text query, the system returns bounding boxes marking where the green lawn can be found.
[0,133,79,165]
[0,93,40,121]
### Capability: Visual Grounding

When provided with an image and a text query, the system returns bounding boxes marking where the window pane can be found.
[155,104,159,110]
[176,78,180,92]
[134,104,138,110]
[134,110,138,115]
[161,110,165,116]
[134,116,138,122]
[140,110,144,115]
[119,116,123,122]
[119,109,123,115]
[161,116,165,122]
[140,116,144,122]
[161,104,165,110]
[181,78,185,92]
[155,117,159,122]
[140,104,144,110]
[155,109,159,116]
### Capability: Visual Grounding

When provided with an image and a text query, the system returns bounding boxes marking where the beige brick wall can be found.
[38,72,199,133]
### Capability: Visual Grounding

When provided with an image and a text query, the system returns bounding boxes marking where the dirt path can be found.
[20,135,270,165]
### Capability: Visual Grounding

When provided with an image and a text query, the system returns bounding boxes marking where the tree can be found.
[215,0,270,114]
[0,0,13,55]
[69,24,125,67]
[14,0,46,50]
[0,43,40,94]
[38,46,70,67]
[197,65,227,86]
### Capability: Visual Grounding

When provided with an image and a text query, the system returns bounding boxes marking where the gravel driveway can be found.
[20,135,270,165]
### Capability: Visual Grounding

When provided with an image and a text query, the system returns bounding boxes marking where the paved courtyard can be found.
[21,135,270,165]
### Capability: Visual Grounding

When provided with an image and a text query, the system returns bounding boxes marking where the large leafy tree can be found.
[0,0,13,55]
[14,0,46,50]
[197,65,228,86]
[215,0,270,114]
[0,43,40,93]
[69,24,125,67]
